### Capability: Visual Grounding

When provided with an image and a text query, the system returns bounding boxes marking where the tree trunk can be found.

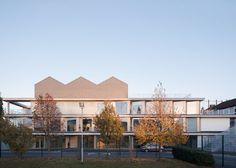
[0,140,1,158]
[105,140,109,158]
[46,136,51,159]
[106,142,108,157]
[155,144,157,158]
[158,144,161,160]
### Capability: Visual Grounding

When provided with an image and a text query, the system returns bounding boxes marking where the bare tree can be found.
[33,93,62,156]
[135,82,188,159]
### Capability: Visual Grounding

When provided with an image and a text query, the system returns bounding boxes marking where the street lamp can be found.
[79,102,84,164]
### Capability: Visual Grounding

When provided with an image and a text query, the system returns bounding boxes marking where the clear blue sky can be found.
[0,0,235,101]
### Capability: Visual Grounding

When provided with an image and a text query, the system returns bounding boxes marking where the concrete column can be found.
[185,101,187,114]
[76,117,79,131]
[7,102,10,114]
[130,117,133,132]
[94,136,97,149]
[144,101,146,114]
[171,101,174,113]
[129,136,134,150]
[197,117,201,132]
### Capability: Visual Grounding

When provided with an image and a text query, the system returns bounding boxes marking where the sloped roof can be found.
[214,98,236,110]
[35,76,64,86]
[35,76,128,99]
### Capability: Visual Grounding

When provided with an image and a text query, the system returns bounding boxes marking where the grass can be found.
[0,158,209,168]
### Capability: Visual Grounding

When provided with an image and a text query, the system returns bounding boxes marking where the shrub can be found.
[172,145,214,166]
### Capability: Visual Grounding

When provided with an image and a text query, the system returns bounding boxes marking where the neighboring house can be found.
[201,99,236,152]
[2,76,235,150]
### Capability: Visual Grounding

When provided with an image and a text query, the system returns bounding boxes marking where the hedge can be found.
[172,146,215,166]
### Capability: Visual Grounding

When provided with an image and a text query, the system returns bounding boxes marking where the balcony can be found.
[202,108,236,115]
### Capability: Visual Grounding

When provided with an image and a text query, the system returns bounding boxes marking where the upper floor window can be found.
[122,122,128,132]
[97,102,105,113]
[116,102,128,114]
[67,119,76,132]
[83,118,92,131]
[187,118,197,132]
[132,102,143,114]
[230,118,236,128]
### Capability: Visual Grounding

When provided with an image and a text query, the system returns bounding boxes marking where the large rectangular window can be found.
[116,102,128,114]
[83,118,92,132]
[132,102,143,114]
[122,121,128,132]
[187,118,197,132]
[230,118,236,128]
[67,119,76,132]
[97,102,105,113]
[132,119,140,131]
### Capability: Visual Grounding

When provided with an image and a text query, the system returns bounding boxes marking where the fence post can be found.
[98,137,100,159]
[222,135,224,167]
[41,138,43,158]
[201,135,203,151]
[0,140,1,158]
[60,135,63,159]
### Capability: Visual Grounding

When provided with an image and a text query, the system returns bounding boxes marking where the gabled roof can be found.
[97,76,128,86]
[66,77,96,88]
[214,98,236,110]
[35,76,64,86]
[35,76,128,99]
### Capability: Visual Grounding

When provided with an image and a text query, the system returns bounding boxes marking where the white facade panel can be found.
[201,118,230,131]
[187,101,199,114]
[57,102,98,115]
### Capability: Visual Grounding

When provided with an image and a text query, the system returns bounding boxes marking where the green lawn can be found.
[0,158,208,168]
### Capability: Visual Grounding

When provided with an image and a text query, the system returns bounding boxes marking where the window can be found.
[116,102,128,114]
[34,120,44,132]
[67,119,76,132]
[83,118,92,131]
[132,102,143,114]
[35,137,44,148]
[132,119,140,131]
[122,122,128,131]
[97,102,105,113]
[230,118,236,128]
[36,139,40,148]
[187,118,197,132]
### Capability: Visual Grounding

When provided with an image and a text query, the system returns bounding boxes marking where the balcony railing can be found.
[202,108,236,115]
[6,108,32,115]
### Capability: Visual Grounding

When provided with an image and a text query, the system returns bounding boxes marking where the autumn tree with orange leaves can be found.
[135,82,188,159]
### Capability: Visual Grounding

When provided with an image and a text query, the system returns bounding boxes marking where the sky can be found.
[0,0,235,102]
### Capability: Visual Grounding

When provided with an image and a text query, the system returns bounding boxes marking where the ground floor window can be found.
[186,135,197,148]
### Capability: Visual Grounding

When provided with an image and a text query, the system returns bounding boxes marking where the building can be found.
[3,76,235,150]
[202,99,236,152]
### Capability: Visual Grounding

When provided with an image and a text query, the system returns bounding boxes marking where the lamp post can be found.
[79,102,84,164]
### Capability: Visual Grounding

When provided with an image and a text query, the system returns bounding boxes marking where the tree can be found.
[134,82,188,159]
[0,97,3,118]
[0,97,10,158]
[33,93,62,156]
[4,124,33,159]
[0,97,5,158]
[94,102,124,155]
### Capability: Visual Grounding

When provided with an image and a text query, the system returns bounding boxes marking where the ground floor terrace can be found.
[31,133,203,150]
